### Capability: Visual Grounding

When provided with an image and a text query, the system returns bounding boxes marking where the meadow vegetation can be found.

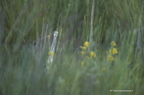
[0,0,144,95]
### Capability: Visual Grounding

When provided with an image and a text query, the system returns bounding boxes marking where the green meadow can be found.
[0,0,144,95]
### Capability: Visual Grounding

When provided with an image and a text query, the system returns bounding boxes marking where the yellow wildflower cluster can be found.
[107,41,118,61]
[80,41,96,66]
[80,41,89,55]
[80,41,89,51]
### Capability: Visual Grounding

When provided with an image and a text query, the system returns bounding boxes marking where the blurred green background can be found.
[0,0,144,95]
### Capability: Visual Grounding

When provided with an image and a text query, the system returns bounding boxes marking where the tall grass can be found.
[0,0,144,95]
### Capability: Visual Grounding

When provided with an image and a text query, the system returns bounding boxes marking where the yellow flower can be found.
[107,55,114,61]
[48,51,54,56]
[110,41,116,46]
[109,48,118,54]
[80,46,87,50]
[81,51,86,55]
[102,67,106,71]
[47,35,50,39]
[84,41,89,47]
[89,51,96,58]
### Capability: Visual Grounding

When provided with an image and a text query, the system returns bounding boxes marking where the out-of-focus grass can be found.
[0,0,144,95]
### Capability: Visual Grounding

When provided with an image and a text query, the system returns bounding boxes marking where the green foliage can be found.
[0,0,144,95]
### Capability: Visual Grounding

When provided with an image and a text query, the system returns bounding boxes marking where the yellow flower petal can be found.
[112,48,118,54]
[89,51,96,58]
[110,41,116,46]
[80,46,87,50]
[109,48,118,54]
[48,51,54,56]
[107,55,114,61]
[84,41,89,47]
[81,51,86,55]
